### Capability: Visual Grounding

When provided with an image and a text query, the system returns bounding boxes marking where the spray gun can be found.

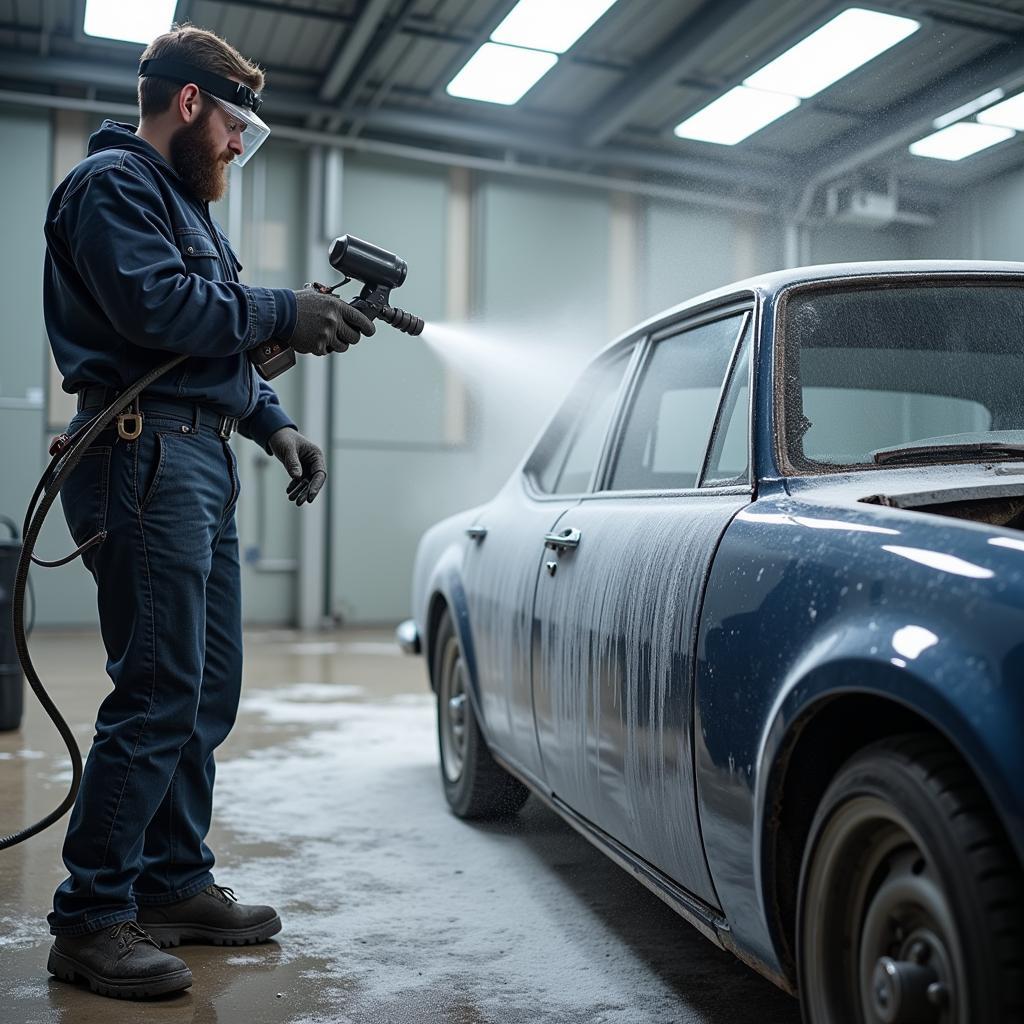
[250,234,425,381]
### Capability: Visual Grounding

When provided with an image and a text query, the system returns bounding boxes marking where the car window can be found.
[531,349,631,495]
[608,314,745,491]
[702,327,751,487]
[782,284,1024,470]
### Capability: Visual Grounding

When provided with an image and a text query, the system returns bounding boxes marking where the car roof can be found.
[607,259,1024,352]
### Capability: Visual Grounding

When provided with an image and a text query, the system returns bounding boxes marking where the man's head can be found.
[138,26,265,202]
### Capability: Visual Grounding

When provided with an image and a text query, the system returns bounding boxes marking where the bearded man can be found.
[40,25,373,999]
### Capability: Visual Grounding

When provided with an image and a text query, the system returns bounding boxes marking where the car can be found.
[398,261,1024,1024]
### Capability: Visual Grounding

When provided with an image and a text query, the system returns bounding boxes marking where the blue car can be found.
[400,262,1024,1024]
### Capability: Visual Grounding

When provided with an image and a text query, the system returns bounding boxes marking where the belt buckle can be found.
[218,416,237,440]
[117,405,143,441]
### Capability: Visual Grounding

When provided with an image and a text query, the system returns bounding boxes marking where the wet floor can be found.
[0,628,800,1024]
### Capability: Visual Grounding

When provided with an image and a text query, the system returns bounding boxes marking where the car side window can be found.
[608,314,746,491]
[531,350,631,495]
[702,326,751,487]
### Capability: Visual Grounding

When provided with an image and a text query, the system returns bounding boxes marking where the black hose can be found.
[0,355,186,851]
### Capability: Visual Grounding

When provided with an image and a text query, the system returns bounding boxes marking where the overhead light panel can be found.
[491,0,619,54]
[83,0,177,44]
[446,43,558,105]
[909,122,1014,161]
[977,92,1024,131]
[933,88,1005,130]
[743,8,920,100]
[674,85,800,145]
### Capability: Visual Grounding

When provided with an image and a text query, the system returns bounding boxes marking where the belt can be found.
[76,387,239,440]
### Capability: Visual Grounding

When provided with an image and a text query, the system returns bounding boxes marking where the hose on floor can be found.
[1,355,186,851]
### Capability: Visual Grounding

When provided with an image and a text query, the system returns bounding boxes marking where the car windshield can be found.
[780,281,1024,472]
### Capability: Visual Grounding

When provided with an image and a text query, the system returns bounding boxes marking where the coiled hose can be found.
[0,354,186,850]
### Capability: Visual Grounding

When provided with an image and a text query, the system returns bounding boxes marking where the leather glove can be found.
[268,427,326,506]
[289,288,376,356]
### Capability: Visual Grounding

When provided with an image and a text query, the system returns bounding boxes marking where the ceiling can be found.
[1,0,1024,217]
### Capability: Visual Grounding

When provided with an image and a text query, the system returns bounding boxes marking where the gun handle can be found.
[249,341,297,381]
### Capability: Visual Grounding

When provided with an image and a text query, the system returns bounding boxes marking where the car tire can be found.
[433,609,529,819]
[796,733,1024,1024]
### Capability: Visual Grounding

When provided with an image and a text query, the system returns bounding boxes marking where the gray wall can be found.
[7,100,1021,626]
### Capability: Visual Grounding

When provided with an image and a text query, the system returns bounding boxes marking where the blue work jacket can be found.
[44,120,297,450]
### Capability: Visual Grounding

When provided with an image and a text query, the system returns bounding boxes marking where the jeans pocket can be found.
[134,431,170,513]
[59,445,112,549]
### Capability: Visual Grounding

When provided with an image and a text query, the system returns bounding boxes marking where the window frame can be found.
[593,300,755,499]
[773,272,1024,477]
[522,338,645,501]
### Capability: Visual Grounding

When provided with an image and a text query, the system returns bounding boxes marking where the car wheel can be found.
[433,609,530,819]
[797,734,1024,1024]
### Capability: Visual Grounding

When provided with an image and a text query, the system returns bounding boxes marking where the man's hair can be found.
[138,24,264,119]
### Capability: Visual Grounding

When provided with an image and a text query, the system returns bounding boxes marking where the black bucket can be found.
[0,517,23,731]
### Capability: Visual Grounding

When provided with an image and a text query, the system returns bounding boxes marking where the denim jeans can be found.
[48,405,243,936]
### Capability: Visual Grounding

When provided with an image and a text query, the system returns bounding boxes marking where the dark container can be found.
[0,519,23,731]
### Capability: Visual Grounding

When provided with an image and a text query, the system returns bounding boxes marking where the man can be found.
[41,25,373,999]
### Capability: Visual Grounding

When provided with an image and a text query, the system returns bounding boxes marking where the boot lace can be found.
[108,920,158,955]
[206,883,238,904]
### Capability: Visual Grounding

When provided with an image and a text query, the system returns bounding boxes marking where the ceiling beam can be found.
[0,48,788,189]
[317,0,393,104]
[794,42,1024,218]
[577,0,755,148]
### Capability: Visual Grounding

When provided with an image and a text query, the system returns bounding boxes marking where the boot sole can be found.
[142,914,282,948]
[47,947,192,1000]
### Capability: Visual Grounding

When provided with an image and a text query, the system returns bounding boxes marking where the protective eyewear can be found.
[203,93,271,167]
[139,56,270,165]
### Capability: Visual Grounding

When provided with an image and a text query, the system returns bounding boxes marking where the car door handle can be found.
[466,525,488,542]
[544,527,582,551]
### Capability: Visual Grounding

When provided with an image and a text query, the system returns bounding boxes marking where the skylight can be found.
[83,0,177,45]
[491,0,619,55]
[909,122,1014,161]
[743,8,920,99]
[673,86,800,146]
[977,92,1024,131]
[933,89,1005,130]
[446,43,558,106]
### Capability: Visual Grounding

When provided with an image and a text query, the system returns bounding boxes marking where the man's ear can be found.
[177,84,202,124]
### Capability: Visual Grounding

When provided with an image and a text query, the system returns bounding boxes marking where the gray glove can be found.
[268,427,326,506]
[290,287,376,356]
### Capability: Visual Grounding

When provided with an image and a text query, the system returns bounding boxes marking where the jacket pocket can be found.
[176,228,221,280]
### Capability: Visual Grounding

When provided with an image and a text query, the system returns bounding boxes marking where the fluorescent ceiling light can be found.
[978,92,1024,130]
[909,122,1014,161]
[674,85,800,145]
[743,8,919,100]
[83,0,177,44]
[491,0,619,54]
[447,43,557,105]
[933,88,1005,130]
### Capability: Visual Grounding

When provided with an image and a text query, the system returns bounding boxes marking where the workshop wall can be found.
[8,104,1010,627]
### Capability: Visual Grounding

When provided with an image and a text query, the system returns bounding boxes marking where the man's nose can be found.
[228,134,244,157]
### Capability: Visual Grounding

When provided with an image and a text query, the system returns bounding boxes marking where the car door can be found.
[531,307,753,905]
[461,343,637,780]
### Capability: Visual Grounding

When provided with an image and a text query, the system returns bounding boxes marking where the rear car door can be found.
[531,307,753,905]
[462,344,636,781]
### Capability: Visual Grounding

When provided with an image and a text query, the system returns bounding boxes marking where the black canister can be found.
[0,517,23,731]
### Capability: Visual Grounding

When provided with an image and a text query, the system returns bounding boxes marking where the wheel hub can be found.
[872,954,946,1023]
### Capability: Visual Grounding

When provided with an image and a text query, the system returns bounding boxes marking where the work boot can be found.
[47,920,192,999]
[137,883,281,948]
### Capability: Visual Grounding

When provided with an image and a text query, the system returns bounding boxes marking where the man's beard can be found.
[169,107,231,203]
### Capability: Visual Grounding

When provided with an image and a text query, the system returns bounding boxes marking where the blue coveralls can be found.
[43,120,298,936]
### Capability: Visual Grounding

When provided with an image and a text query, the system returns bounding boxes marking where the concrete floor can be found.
[0,628,800,1024]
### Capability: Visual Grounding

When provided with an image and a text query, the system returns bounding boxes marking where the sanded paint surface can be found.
[532,494,748,907]
[0,629,798,1023]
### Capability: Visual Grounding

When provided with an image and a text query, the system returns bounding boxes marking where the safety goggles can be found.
[139,57,271,166]
[203,93,271,167]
